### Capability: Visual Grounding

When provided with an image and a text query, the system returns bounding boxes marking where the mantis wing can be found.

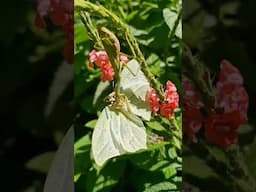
[121,59,151,120]
[92,106,147,166]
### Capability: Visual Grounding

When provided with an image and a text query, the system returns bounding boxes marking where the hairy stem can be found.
[79,12,103,49]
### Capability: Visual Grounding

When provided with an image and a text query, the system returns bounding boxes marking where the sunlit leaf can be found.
[144,181,177,192]
[163,8,181,38]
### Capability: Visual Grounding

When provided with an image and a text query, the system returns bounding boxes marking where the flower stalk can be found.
[79,12,103,50]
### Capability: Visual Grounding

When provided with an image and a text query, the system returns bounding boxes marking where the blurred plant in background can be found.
[183,0,256,191]
[74,0,182,191]
[0,0,73,191]
[35,0,74,64]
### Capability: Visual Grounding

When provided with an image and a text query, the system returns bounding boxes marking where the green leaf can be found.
[146,121,166,131]
[75,23,89,45]
[171,136,181,150]
[74,134,91,182]
[129,25,148,36]
[146,54,165,76]
[85,119,98,129]
[75,134,91,152]
[237,124,254,134]
[244,136,256,179]
[26,152,55,173]
[205,145,229,165]
[163,8,181,38]
[168,147,177,159]
[93,81,111,106]
[162,163,180,179]
[149,160,170,171]
[144,181,177,192]
[86,159,126,192]
[183,156,217,178]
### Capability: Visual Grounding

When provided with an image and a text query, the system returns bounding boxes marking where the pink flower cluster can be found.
[35,0,73,64]
[88,50,128,82]
[183,60,249,149]
[216,60,248,123]
[146,81,179,119]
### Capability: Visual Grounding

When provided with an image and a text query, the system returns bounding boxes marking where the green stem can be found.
[79,12,103,49]
[183,43,217,113]
[114,67,121,97]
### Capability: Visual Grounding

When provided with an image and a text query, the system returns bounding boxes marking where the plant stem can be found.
[79,12,103,49]
[182,43,217,113]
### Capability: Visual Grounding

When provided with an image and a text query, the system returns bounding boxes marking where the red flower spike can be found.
[183,105,203,143]
[95,51,110,67]
[89,50,97,68]
[34,13,46,29]
[146,80,179,118]
[165,80,177,92]
[217,60,249,122]
[35,0,73,64]
[88,50,130,82]
[165,81,179,107]
[218,59,243,85]
[36,0,50,17]
[182,75,203,109]
[146,88,160,115]
[49,6,66,26]
[160,103,176,119]
[100,63,115,82]
[204,111,244,149]
[165,91,179,107]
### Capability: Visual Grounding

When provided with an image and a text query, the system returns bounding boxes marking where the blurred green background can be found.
[0,1,73,191]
